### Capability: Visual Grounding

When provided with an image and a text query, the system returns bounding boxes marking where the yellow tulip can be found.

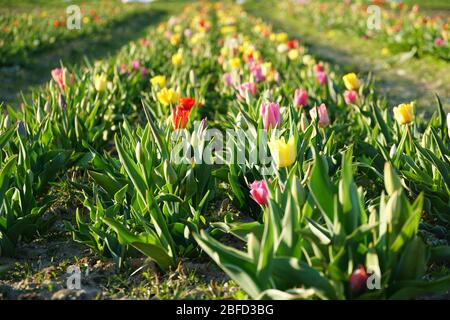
[302,55,316,66]
[261,62,272,76]
[172,52,183,65]
[268,136,296,168]
[150,75,166,88]
[343,73,360,91]
[275,32,288,43]
[220,25,236,34]
[229,57,241,70]
[157,88,179,106]
[393,103,414,125]
[381,47,390,56]
[288,49,299,60]
[94,74,107,92]
[170,34,181,46]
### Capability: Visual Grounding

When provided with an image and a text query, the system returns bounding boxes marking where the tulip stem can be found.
[406,125,413,155]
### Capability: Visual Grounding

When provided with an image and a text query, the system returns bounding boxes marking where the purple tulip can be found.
[250,63,265,82]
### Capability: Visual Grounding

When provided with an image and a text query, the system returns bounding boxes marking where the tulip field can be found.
[0,0,450,301]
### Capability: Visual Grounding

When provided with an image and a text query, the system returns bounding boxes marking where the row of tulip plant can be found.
[0,0,146,66]
[0,1,449,299]
[279,0,449,61]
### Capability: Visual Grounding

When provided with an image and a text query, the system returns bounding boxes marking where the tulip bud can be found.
[36,104,45,124]
[17,120,26,136]
[3,115,10,129]
[135,141,144,164]
[299,112,309,132]
[189,69,196,86]
[349,265,369,295]
[58,94,67,111]
[164,159,178,184]
[446,113,450,138]
[389,144,397,158]
[44,101,51,113]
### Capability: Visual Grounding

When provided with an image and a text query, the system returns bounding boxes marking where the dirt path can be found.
[246,5,450,113]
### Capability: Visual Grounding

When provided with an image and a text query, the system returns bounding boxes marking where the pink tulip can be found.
[309,103,330,127]
[316,71,327,85]
[223,72,234,87]
[344,90,358,105]
[119,64,128,74]
[435,37,445,46]
[294,89,308,107]
[51,68,66,92]
[250,63,265,82]
[140,38,151,47]
[261,101,281,130]
[164,31,173,39]
[237,82,257,100]
[250,180,268,206]
[184,28,192,37]
[274,71,281,83]
[132,60,140,70]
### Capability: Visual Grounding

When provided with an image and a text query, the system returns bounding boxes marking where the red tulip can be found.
[287,39,299,49]
[172,107,190,129]
[314,63,325,74]
[349,265,369,295]
[179,97,196,110]
[172,97,196,129]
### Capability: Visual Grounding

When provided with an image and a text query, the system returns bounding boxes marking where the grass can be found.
[0,0,189,107]
[402,0,450,10]
[318,0,450,11]
[244,1,450,112]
